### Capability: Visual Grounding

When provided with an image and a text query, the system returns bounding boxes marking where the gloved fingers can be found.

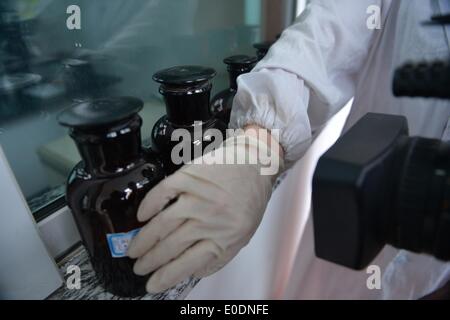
[178,169,227,202]
[193,259,220,278]
[127,195,190,259]
[132,220,201,276]
[145,240,221,293]
[137,173,182,222]
[194,243,242,278]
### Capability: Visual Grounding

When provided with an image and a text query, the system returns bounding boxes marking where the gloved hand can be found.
[127,130,284,293]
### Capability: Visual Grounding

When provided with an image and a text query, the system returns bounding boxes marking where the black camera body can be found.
[312,13,450,270]
[312,113,450,269]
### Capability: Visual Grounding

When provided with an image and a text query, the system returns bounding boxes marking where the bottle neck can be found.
[228,69,239,91]
[161,82,212,126]
[256,50,266,61]
[71,116,143,176]
[227,67,253,91]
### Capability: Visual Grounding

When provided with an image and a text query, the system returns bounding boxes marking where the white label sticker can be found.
[106,228,141,258]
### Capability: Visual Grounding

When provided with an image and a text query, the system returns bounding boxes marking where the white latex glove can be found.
[127,132,284,293]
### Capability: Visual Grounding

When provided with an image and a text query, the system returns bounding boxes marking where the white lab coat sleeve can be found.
[230,0,392,162]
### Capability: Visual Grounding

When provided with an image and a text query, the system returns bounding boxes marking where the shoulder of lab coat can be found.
[230,0,393,163]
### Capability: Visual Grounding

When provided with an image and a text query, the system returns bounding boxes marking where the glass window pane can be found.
[0,0,263,216]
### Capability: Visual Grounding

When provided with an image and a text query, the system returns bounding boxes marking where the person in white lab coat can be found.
[128,0,450,299]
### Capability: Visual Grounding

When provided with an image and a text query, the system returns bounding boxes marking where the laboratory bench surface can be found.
[47,245,199,300]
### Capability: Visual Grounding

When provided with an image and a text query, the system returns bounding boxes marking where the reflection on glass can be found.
[0,0,263,217]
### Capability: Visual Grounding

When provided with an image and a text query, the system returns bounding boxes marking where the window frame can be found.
[0,144,64,298]
[0,143,80,260]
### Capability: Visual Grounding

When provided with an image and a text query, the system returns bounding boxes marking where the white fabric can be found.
[193,0,450,299]
[128,135,282,293]
[230,0,450,161]
[188,100,352,299]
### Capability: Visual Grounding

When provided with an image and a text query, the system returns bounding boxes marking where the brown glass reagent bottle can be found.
[151,66,227,174]
[253,41,274,61]
[210,55,257,125]
[58,97,165,297]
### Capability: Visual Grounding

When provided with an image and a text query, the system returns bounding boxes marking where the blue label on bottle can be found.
[106,228,141,258]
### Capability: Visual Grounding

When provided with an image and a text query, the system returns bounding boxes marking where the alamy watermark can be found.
[366,5,381,30]
[366,265,381,290]
[170,126,282,176]
[66,5,82,47]
[66,5,81,30]
[66,265,81,290]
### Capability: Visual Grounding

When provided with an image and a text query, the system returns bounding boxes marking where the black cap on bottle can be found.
[153,66,216,125]
[253,41,274,50]
[223,55,257,90]
[153,65,216,88]
[224,55,258,73]
[253,41,274,61]
[57,96,143,129]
